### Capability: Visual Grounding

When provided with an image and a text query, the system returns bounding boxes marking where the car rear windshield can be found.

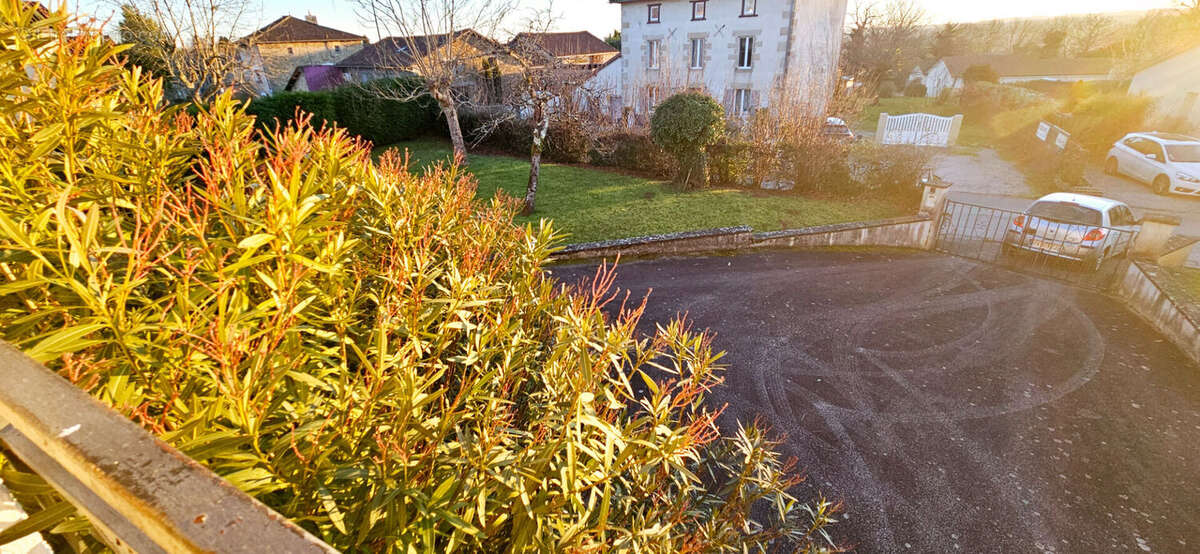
[1029,202,1102,226]
[1166,145,1200,163]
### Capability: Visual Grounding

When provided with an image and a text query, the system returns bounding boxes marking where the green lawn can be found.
[857,97,990,148]
[378,139,910,245]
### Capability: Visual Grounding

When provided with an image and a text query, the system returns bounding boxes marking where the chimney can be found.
[304,13,317,24]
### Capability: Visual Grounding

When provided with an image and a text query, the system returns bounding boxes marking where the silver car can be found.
[1002,193,1139,271]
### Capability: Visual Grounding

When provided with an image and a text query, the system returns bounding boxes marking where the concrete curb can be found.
[553,217,933,262]
[1116,261,1200,366]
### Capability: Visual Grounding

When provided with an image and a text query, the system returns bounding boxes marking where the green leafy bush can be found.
[650,92,726,190]
[590,132,677,178]
[0,5,839,552]
[244,90,338,129]
[996,123,1088,195]
[847,142,934,205]
[331,78,438,145]
[963,64,999,84]
[246,78,437,146]
[904,81,928,98]
[708,139,755,187]
[1057,93,1152,157]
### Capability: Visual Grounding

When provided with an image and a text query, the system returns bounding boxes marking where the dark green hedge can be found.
[246,78,438,146]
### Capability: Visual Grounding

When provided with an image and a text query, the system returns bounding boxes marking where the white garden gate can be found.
[876,112,964,147]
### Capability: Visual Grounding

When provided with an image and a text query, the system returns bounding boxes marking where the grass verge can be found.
[378,139,911,244]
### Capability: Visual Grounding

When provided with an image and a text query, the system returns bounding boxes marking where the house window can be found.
[737,37,754,69]
[286,47,294,55]
[692,1,707,20]
[741,0,757,16]
[648,4,661,23]
[334,45,341,53]
[690,38,704,69]
[647,86,661,109]
[647,40,661,69]
[734,88,753,115]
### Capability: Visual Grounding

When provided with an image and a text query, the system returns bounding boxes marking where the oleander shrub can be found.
[0,4,839,552]
[650,92,726,190]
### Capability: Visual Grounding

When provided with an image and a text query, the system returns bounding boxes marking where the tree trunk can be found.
[437,91,467,162]
[524,103,549,216]
[524,151,540,216]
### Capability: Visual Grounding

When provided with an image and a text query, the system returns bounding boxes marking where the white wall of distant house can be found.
[922,60,1111,98]
[1130,46,1200,130]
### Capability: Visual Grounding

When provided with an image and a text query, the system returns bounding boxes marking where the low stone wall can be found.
[1117,262,1200,366]
[750,216,932,250]
[554,226,753,262]
[552,218,932,262]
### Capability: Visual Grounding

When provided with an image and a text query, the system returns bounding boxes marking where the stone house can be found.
[243,15,366,94]
[604,0,848,118]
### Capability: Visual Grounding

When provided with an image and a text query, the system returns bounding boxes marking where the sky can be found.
[72,0,1179,42]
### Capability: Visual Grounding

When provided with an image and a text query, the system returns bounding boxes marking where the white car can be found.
[1105,132,1200,196]
[1002,193,1139,271]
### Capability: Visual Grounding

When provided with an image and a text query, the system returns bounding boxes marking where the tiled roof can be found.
[509,31,617,58]
[336,29,498,69]
[941,54,1114,78]
[246,16,365,44]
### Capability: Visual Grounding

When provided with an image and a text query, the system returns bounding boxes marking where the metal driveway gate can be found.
[933,200,1137,290]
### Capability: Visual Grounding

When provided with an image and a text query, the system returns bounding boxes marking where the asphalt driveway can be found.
[551,250,1200,553]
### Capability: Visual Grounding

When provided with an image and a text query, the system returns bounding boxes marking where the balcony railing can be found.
[0,342,338,553]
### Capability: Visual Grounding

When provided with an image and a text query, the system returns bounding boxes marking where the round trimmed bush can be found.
[650,92,725,189]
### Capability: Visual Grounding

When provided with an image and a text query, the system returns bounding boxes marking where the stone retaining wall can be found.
[553,217,932,262]
[1116,262,1200,366]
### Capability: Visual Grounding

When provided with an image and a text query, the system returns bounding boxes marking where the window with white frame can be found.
[647,39,661,69]
[737,36,754,69]
[647,86,661,109]
[741,0,757,16]
[734,88,753,115]
[647,3,661,23]
[691,1,707,20]
[690,38,704,69]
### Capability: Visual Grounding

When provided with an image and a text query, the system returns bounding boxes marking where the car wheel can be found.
[1153,175,1171,195]
[1104,157,1118,176]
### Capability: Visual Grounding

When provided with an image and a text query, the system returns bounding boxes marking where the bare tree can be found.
[842,1,926,85]
[1066,14,1112,57]
[502,3,607,215]
[1001,19,1037,54]
[112,0,264,100]
[354,0,516,159]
